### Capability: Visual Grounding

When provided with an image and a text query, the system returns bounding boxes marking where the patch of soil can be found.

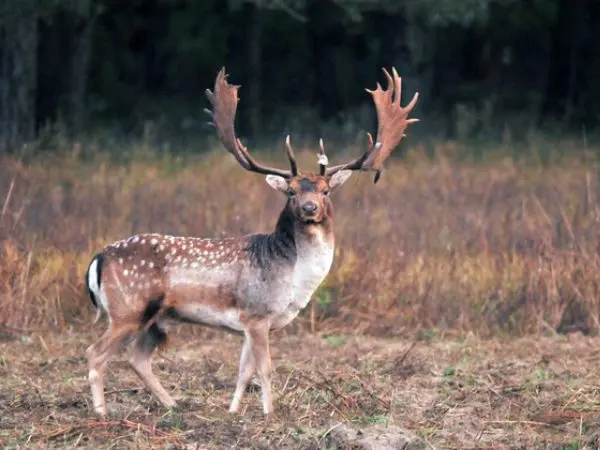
[1,329,599,448]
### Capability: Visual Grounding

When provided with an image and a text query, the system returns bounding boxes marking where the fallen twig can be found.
[319,421,343,443]
[483,419,555,427]
[298,370,353,420]
[314,370,355,410]
[104,387,143,396]
[349,372,390,410]
[42,418,182,446]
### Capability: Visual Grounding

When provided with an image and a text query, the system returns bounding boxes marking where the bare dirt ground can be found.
[1,327,600,449]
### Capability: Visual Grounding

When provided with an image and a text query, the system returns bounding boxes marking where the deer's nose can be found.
[301,201,318,214]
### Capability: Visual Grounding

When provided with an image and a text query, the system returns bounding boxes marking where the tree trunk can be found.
[404,11,433,116]
[562,0,586,127]
[544,0,573,125]
[247,4,262,143]
[0,0,38,153]
[69,1,95,135]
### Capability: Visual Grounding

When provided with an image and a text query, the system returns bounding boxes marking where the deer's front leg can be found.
[247,321,273,417]
[229,332,255,413]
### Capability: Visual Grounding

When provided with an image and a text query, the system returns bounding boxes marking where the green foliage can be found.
[408,0,492,27]
[564,441,581,450]
[325,334,348,348]
[0,0,92,24]
[228,0,307,12]
[320,0,525,27]
[442,367,456,377]
[162,1,229,88]
[315,288,333,311]
[1,0,599,149]
[157,409,186,430]
[364,414,389,424]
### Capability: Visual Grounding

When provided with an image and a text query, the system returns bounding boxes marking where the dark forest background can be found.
[1,0,599,154]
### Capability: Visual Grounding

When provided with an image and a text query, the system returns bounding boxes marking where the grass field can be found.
[2,328,600,448]
[1,137,600,448]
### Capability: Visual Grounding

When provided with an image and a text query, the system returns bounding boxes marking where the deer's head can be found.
[265,169,352,224]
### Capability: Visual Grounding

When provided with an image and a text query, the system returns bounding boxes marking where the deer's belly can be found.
[171,303,245,331]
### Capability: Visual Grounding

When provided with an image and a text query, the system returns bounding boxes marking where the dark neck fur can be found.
[245,200,333,271]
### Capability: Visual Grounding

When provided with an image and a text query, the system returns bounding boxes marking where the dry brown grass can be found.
[1,139,600,448]
[1,139,599,336]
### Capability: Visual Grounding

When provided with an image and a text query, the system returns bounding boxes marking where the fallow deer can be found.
[84,67,419,418]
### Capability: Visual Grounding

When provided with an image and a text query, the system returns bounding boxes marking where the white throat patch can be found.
[289,229,334,310]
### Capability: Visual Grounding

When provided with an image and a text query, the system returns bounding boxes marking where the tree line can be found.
[1,0,599,153]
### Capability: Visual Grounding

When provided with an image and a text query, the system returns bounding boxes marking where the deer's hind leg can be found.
[128,322,176,409]
[85,324,136,416]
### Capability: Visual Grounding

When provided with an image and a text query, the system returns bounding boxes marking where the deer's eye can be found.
[287,189,296,197]
[323,190,330,196]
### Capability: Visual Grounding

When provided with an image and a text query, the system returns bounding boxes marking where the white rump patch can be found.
[87,256,110,321]
[87,257,101,301]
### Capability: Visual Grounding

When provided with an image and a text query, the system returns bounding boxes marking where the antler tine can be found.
[284,135,299,176]
[326,66,420,183]
[205,67,293,179]
[391,67,401,105]
[317,138,328,176]
[393,68,419,116]
[366,132,374,150]
[382,68,395,102]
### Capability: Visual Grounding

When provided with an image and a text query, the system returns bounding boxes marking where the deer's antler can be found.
[205,68,298,178]
[325,67,419,183]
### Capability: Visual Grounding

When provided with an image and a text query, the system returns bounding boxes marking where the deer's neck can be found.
[246,202,334,270]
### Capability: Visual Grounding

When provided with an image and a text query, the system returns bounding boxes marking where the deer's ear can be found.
[329,170,353,190]
[265,175,289,193]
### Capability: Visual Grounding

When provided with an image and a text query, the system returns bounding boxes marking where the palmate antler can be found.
[325,67,419,183]
[204,68,298,178]
[206,67,418,183]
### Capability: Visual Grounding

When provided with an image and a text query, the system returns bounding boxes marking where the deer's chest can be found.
[270,241,334,329]
[290,243,334,307]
